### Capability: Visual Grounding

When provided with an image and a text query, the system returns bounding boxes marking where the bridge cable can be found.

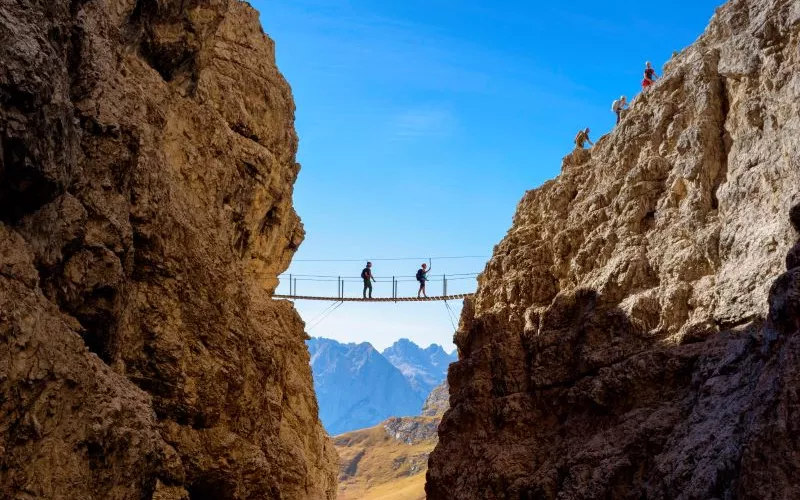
[443,300,458,332]
[305,300,340,328]
[307,301,345,331]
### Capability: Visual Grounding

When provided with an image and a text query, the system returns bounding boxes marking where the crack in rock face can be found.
[427,0,800,497]
[0,1,334,498]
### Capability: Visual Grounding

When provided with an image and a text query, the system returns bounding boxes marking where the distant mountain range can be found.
[382,338,454,401]
[307,337,456,435]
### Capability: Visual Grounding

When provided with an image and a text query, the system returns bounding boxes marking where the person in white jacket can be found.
[612,96,628,125]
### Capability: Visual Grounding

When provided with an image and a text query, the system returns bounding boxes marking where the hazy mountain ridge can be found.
[307,337,454,435]
[382,338,457,400]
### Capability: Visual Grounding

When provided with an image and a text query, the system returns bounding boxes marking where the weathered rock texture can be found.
[0,1,336,498]
[428,0,800,498]
[421,380,449,417]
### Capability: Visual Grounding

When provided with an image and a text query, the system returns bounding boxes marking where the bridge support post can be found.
[289,274,292,295]
[444,274,447,297]
[338,276,342,299]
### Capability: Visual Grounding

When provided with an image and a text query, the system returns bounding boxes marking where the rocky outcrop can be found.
[421,380,450,417]
[383,416,440,445]
[0,1,335,498]
[428,0,800,498]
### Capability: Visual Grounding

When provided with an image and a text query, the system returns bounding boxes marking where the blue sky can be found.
[251,0,724,351]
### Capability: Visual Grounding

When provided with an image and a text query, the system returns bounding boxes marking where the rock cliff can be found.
[0,1,336,498]
[421,380,449,417]
[428,0,800,498]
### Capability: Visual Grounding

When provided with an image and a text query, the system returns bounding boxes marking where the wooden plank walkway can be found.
[272,293,473,302]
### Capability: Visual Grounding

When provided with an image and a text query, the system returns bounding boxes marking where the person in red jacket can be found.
[642,61,658,89]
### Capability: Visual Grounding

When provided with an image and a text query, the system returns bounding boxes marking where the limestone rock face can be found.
[383,416,440,445]
[428,0,800,497]
[421,380,450,417]
[0,1,335,498]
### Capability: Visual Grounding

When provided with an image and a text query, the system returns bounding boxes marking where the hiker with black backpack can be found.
[416,263,431,298]
[361,262,375,299]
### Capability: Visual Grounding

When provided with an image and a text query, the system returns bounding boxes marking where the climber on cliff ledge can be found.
[612,96,628,125]
[642,61,658,89]
[574,128,593,149]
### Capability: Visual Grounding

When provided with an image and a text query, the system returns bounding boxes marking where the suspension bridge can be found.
[273,272,478,302]
[270,255,485,331]
[272,256,483,302]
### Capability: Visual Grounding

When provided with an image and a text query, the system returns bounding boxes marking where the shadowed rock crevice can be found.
[128,0,227,91]
[711,76,732,211]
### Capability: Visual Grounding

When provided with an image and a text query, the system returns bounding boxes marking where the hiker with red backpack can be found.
[642,61,658,89]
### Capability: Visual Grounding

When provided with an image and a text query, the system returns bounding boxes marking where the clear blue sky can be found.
[250,0,724,351]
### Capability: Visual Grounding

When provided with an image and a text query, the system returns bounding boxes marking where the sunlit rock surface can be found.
[428,0,800,497]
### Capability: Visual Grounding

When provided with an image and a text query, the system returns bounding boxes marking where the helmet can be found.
[421,263,427,268]
[646,61,652,67]
[620,95,626,100]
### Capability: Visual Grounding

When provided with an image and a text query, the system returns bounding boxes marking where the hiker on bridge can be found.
[575,128,593,149]
[642,61,658,89]
[416,263,431,298]
[361,262,375,299]
[612,96,628,125]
